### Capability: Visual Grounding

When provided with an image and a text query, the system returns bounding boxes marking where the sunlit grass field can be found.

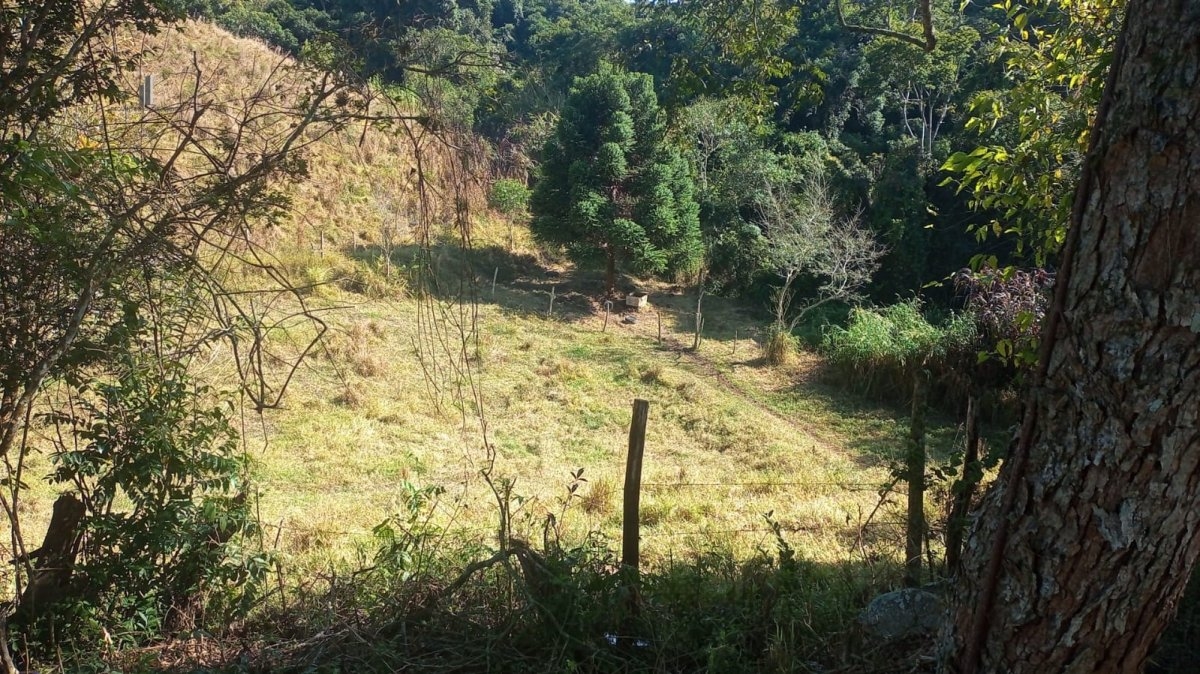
[223,237,970,580]
[7,20,970,605]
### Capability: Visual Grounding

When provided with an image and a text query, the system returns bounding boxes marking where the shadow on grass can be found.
[761,360,997,467]
[343,242,778,341]
[344,241,652,324]
[654,296,850,348]
[650,291,766,344]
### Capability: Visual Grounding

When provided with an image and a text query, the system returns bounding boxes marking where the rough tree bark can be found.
[938,1,1200,671]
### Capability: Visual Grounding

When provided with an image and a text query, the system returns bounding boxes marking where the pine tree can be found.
[530,64,702,295]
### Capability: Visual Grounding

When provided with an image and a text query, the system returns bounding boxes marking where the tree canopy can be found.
[530,65,702,294]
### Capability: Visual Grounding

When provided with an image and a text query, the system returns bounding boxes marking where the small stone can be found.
[858,588,944,642]
[622,315,637,324]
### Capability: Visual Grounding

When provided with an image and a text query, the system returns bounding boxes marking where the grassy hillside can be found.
[10,21,978,672]
[88,21,966,573]
[124,24,964,570]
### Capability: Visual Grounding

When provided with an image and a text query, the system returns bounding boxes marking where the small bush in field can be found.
[763,324,800,365]
[821,300,977,401]
[488,178,530,216]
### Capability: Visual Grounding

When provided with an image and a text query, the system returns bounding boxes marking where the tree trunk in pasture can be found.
[938,2,1200,671]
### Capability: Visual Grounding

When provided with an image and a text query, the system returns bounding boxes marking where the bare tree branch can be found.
[761,176,885,330]
[836,0,937,52]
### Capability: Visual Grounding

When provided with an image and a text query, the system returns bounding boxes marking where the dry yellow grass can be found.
[6,22,952,588]
[222,271,939,574]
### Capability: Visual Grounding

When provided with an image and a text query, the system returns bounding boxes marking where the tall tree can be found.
[938,1,1200,671]
[530,64,702,294]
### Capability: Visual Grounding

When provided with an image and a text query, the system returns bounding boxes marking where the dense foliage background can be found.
[184,0,1038,303]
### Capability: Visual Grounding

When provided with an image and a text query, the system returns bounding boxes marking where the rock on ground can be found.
[858,588,944,642]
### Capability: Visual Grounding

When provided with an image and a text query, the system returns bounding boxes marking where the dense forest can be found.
[2,0,1198,672]
[188,0,1037,299]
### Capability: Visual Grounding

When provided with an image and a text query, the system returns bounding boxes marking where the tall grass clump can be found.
[821,300,977,405]
[763,323,801,366]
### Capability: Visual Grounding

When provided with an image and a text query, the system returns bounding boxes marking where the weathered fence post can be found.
[381,223,392,279]
[622,399,649,575]
[548,285,556,317]
[603,300,613,332]
[946,393,982,571]
[492,267,498,298]
[139,74,154,109]
[905,370,929,587]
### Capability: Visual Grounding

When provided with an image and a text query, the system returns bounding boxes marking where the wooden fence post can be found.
[492,267,498,298]
[946,393,982,571]
[905,370,929,587]
[622,399,650,575]
[139,74,154,109]
[548,285,556,317]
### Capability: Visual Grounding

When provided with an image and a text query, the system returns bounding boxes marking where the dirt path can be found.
[649,332,855,459]
[513,280,860,460]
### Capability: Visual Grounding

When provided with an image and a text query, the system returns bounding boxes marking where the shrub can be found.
[32,357,264,646]
[762,324,800,366]
[954,266,1052,365]
[488,178,531,216]
[821,300,978,404]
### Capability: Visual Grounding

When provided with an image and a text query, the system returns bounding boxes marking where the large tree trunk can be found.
[938,2,1200,672]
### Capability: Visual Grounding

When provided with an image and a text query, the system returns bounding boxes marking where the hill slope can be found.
[142,21,956,570]
[14,21,957,579]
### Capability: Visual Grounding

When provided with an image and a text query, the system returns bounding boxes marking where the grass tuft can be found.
[639,362,670,386]
[763,325,799,366]
[579,476,617,516]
